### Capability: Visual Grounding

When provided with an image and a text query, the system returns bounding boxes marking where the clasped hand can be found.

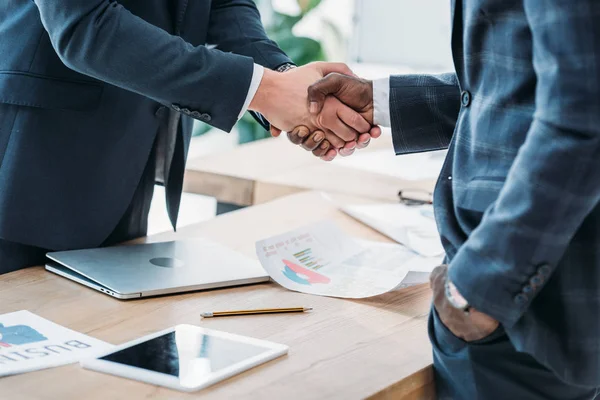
[248,62,380,161]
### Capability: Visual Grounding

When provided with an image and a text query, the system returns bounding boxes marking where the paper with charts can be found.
[0,310,111,377]
[256,221,443,299]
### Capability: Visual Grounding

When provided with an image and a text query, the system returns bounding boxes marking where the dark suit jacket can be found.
[389,0,600,387]
[0,0,290,250]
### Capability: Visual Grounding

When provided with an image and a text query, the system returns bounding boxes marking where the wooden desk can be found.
[184,135,436,211]
[0,192,435,400]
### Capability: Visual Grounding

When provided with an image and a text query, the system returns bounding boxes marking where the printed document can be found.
[0,311,111,377]
[256,221,442,298]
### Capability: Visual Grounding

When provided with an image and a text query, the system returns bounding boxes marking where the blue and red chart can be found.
[282,259,330,286]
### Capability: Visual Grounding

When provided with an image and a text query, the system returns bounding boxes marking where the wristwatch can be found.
[445,279,471,314]
[276,63,296,73]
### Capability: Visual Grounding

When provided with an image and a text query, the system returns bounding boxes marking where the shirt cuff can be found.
[238,64,265,120]
[373,77,391,127]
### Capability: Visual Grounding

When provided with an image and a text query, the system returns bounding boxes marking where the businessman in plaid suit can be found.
[296,0,600,398]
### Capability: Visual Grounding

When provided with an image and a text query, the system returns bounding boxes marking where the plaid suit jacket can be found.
[390,0,600,386]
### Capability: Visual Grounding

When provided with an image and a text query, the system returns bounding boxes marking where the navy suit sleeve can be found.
[448,0,600,327]
[389,73,460,154]
[33,0,255,133]
[207,0,292,70]
[207,0,293,132]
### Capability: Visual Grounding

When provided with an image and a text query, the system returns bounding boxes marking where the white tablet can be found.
[81,325,289,392]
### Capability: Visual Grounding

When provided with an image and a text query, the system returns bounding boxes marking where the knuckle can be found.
[349,113,361,129]
[316,113,327,129]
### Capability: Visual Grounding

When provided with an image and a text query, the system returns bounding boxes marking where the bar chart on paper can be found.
[293,248,328,271]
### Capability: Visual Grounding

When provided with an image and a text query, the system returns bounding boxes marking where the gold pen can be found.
[201,307,313,318]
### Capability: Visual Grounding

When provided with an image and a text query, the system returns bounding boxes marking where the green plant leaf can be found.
[277,36,324,65]
[192,121,213,137]
[237,113,271,144]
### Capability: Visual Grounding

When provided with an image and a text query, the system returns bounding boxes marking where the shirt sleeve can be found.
[373,77,391,127]
[238,64,265,120]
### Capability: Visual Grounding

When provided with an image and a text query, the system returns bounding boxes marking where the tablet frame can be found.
[80,324,289,392]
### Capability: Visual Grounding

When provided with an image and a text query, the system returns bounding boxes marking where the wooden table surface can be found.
[0,192,435,400]
[184,135,436,207]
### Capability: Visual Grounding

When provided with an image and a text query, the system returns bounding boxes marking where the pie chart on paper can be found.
[282,259,331,286]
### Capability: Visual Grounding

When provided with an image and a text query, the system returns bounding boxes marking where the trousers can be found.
[430,306,599,399]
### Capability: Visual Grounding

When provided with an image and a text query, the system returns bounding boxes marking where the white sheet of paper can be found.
[255,221,442,299]
[334,149,447,181]
[0,311,112,377]
[341,203,445,257]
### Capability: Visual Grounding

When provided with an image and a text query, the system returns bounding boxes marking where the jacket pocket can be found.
[0,71,102,111]
[454,177,505,213]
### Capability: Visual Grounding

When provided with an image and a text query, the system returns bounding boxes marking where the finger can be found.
[270,126,282,138]
[370,125,382,138]
[321,148,338,162]
[430,266,450,309]
[429,265,447,288]
[339,141,357,157]
[323,129,346,149]
[302,131,325,152]
[312,140,331,158]
[307,74,346,114]
[356,133,371,149]
[287,126,310,145]
[317,101,361,142]
[334,101,371,134]
[313,61,357,77]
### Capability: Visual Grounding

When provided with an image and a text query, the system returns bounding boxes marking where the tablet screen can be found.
[100,326,272,384]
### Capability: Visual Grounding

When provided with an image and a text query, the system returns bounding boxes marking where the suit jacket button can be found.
[530,275,543,287]
[172,104,181,112]
[182,108,191,115]
[461,91,471,107]
[538,264,551,276]
[522,285,534,294]
[514,293,528,305]
[201,113,212,122]
[191,111,201,118]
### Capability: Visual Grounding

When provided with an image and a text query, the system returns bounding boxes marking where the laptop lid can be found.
[46,240,269,297]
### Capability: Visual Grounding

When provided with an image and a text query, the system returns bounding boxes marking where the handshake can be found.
[249,62,379,162]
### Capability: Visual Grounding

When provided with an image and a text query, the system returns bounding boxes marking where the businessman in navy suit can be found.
[0,1,376,274]
[297,0,600,398]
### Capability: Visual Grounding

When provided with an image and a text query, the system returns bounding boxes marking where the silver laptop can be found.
[45,239,270,299]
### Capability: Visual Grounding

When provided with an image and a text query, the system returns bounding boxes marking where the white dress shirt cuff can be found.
[238,64,265,120]
[373,77,391,128]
